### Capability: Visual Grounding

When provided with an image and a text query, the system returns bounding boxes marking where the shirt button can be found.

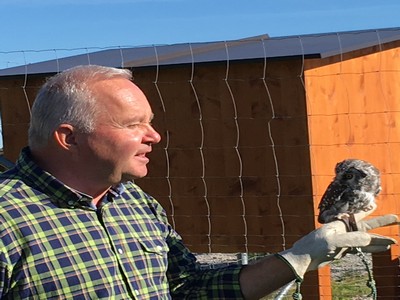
[118,248,123,254]
[134,290,140,296]
[67,200,74,206]
[156,245,163,252]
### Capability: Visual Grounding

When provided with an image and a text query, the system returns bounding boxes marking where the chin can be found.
[122,170,148,181]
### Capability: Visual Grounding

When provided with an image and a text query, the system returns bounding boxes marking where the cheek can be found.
[87,129,144,157]
[116,134,142,153]
[130,134,142,143]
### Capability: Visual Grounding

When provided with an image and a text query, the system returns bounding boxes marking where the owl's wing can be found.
[318,181,350,223]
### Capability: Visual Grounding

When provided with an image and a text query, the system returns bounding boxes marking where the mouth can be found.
[136,152,150,163]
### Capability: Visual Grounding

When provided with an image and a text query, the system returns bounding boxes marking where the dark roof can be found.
[1,27,400,77]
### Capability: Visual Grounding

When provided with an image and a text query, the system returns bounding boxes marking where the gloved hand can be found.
[276,208,398,280]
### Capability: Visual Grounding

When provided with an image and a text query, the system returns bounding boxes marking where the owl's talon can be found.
[335,214,357,232]
[336,213,350,220]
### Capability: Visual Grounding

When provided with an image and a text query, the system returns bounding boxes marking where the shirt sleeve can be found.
[166,234,244,299]
[0,240,10,298]
[138,185,244,299]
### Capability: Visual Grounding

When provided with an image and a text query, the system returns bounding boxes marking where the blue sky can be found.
[0,0,399,69]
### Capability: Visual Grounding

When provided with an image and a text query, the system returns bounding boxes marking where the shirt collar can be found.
[15,147,125,209]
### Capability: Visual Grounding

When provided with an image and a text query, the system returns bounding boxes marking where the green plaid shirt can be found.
[0,148,243,299]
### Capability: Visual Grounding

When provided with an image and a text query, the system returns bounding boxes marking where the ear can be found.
[53,124,77,150]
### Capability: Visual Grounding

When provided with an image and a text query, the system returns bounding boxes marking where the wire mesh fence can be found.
[0,29,399,298]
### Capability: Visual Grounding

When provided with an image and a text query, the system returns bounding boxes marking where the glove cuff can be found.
[275,251,309,280]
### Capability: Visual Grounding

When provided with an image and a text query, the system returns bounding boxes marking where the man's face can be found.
[77,78,161,185]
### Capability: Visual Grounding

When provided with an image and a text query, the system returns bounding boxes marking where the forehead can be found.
[93,78,152,116]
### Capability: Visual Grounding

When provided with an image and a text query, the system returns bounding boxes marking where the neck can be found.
[31,147,112,202]
[92,190,109,207]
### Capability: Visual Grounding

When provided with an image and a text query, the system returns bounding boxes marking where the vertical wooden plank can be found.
[0,76,45,162]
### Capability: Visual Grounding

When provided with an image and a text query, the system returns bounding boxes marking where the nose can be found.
[145,124,161,145]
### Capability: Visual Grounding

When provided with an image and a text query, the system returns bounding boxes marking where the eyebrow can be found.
[127,113,154,124]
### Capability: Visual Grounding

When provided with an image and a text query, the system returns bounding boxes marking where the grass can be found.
[332,273,373,299]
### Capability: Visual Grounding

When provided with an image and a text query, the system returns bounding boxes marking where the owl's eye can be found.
[344,173,353,179]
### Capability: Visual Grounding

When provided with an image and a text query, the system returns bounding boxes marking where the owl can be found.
[317,159,381,228]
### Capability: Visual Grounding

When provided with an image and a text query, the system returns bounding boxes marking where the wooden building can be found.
[0,27,399,298]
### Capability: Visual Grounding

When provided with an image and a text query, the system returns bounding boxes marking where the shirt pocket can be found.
[136,234,168,256]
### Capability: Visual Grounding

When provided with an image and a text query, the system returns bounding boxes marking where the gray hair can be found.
[28,65,132,150]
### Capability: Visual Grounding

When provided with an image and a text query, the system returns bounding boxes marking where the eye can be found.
[344,173,353,179]
[128,122,152,129]
[127,123,140,128]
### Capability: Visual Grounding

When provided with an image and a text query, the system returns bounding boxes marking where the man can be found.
[0,65,397,299]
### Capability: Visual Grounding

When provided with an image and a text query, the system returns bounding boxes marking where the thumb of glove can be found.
[359,214,399,231]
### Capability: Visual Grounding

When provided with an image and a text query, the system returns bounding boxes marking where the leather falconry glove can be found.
[276,208,398,280]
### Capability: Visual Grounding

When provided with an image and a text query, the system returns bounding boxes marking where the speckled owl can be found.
[317,159,381,225]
